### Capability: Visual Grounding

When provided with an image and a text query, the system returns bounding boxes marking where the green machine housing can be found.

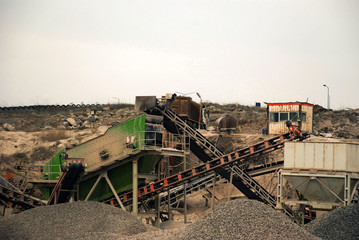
[42,114,163,201]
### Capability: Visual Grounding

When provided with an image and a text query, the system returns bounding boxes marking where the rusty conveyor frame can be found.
[103,133,294,216]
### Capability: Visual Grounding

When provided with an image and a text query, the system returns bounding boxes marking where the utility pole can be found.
[323,84,330,109]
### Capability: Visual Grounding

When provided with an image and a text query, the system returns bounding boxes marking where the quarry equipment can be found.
[47,160,85,205]
[40,113,190,213]
[136,94,204,129]
[0,175,45,216]
[26,94,313,223]
[103,132,297,217]
[214,114,238,132]
[131,94,315,220]
[278,142,359,212]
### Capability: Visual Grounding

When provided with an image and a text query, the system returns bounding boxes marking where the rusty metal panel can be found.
[170,96,201,123]
[135,96,157,112]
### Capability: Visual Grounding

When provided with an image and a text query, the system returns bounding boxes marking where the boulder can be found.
[57,125,66,130]
[80,120,91,129]
[66,118,77,127]
[44,126,53,131]
[3,123,15,131]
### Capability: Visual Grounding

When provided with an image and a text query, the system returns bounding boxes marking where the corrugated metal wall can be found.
[284,142,359,172]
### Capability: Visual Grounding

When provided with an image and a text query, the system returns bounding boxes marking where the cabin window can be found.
[270,112,279,122]
[270,111,307,123]
[289,112,298,121]
[280,112,289,121]
[301,112,307,122]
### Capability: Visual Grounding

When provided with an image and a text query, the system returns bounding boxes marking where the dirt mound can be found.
[313,108,359,139]
[305,204,359,240]
[0,201,147,240]
[181,199,319,240]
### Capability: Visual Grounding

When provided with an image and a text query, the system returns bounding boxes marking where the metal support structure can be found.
[350,180,359,203]
[133,159,138,216]
[166,157,172,220]
[154,162,161,228]
[228,169,233,201]
[211,177,216,210]
[184,182,187,223]
[103,173,126,211]
[159,108,223,158]
[104,133,296,217]
[315,177,344,203]
[278,171,359,210]
[84,172,126,211]
[345,174,350,206]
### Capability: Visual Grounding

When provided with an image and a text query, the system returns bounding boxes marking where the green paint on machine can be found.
[42,114,162,201]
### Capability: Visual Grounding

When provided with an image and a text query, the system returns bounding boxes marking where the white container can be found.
[284,142,359,172]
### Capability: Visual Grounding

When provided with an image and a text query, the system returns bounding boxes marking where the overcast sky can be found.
[0,0,358,109]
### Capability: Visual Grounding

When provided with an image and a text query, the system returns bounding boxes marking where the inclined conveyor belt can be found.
[0,176,45,210]
[47,163,85,205]
[104,131,295,217]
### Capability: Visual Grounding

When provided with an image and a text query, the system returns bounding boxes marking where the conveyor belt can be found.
[47,162,85,205]
[158,173,220,208]
[160,108,223,159]
[161,108,293,202]
[0,183,45,211]
[104,133,293,216]
[157,160,284,209]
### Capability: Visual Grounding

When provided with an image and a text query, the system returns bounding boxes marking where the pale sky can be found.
[1,0,358,109]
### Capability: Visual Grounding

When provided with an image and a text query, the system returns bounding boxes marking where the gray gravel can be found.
[305,204,359,240]
[0,201,147,240]
[181,199,320,240]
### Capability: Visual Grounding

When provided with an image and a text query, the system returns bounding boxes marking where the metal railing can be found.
[125,131,190,154]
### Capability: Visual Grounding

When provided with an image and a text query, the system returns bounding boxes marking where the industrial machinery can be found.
[123,95,313,221]
[214,114,238,133]
[278,142,359,212]
[8,94,322,224]
[135,94,204,129]
[40,113,189,208]
[0,175,45,216]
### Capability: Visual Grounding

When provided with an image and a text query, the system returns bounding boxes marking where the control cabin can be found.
[266,102,313,135]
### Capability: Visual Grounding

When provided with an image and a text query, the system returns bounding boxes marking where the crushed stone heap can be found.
[0,201,147,240]
[181,199,320,240]
[305,204,359,240]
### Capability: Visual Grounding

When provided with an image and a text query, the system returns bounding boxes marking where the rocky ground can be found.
[1,103,358,169]
[0,102,358,239]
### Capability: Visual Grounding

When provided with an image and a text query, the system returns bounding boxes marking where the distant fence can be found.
[0,103,134,112]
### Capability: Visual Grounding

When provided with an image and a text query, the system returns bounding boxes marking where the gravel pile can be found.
[181,199,320,240]
[305,204,359,240]
[0,201,147,240]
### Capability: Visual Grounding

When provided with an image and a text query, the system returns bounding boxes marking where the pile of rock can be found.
[181,199,319,240]
[305,204,359,240]
[0,201,147,240]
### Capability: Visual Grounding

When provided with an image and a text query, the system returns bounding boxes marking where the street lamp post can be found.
[113,97,120,104]
[196,93,202,130]
[323,84,330,109]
